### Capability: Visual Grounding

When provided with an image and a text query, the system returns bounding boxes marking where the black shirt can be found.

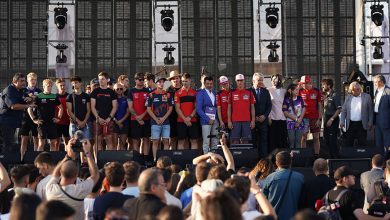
[323,90,341,116]
[35,93,61,123]
[93,192,133,220]
[166,86,180,124]
[66,92,90,121]
[328,186,363,220]
[22,87,42,121]
[299,174,336,210]
[90,87,117,119]
[0,84,27,127]
[123,193,166,220]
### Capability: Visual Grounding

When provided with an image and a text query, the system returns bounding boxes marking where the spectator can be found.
[157,156,173,169]
[249,73,272,158]
[147,76,174,161]
[228,74,255,144]
[373,74,390,154]
[105,208,129,220]
[340,82,373,148]
[20,72,41,157]
[90,72,118,150]
[293,209,324,220]
[166,70,182,149]
[84,172,104,220]
[34,152,56,200]
[36,200,75,220]
[360,154,384,213]
[0,73,34,152]
[8,165,34,201]
[262,151,304,220]
[123,168,167,220]
[145,72,156,92]
[66,76,92,140]
[112,83,130,150]
[123,161,141,197]
[321,78,342,158]
[25,165,40,193]
[30,79,63,151]
[93,162,133,220]
[0,162,11,193]
[54,78,71,151]
[160,168,182,208]
[46,139,99,220]
[0,162,11,214]
[128,72,151,154]
[298,158,335,210]
[267,74,288,152]
[216,75,230,131]
[157,205,184,220]
[175,73,199,150]
[283,84,306,148]
[174,170,195,198]
[8,193,41,220]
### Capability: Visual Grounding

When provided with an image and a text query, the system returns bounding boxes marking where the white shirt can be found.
[374,87,384,113]
[165,191,182,208]
[350,94,362,121]
[242,210,262,220]
[206,89,215,106]
[84,197,95,220]
[122,186,140,197]
[36,175,51,200]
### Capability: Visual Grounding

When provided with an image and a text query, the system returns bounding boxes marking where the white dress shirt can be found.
[374,87,384,113]
[350,94,362,121]
[206,89,215,106]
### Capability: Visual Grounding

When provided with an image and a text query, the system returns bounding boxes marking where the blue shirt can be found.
[262,168,304,220]
[180,187,193,208]
[115,96,129,125]
[0,84,26,128]
[147,90,174,125]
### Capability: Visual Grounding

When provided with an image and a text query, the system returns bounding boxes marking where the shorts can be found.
[177,122,199,139]
[69,122,92,140]
[304,118,321,133]
[20,119,38,136]
[38,122,58,140]
[130,120,151,138]
[114,123,129,135]
[93,121,115,136]
[170,118,178,138]
[230,121,252,141]
[57,124,70,138]
[151,124,170,140]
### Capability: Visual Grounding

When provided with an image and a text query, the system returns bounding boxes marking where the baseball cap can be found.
[155,76,167,83]
[219,76,229,84]
[299,75,311,84]
[235,74,245,81]
[334,166,355,180]
[90,78,99,86]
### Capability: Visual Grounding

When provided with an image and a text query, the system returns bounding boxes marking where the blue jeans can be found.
[151,124,170,140]
[69,122,92,140]
[287,128,304,148]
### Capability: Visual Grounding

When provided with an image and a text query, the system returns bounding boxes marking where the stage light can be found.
[54,44,68,63]
[265,3,279,28]
[161,7,174,31]
[371,39,384,59]
[371,3,384,26]
[54,7,68,29]
[163,45,175,65]
[266,41,280,62]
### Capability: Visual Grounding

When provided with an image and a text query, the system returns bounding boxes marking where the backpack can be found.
[367,181,390,217]
[317,189,348,220]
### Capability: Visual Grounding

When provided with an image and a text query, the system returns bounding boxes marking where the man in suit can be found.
[248,73,272,158]
[373,74,390,154]
[340,81,373,147]
[196,76,218,154]
[360,154,384,213]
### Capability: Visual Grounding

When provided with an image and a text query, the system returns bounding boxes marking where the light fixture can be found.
[370,2,384,26]
[372,39,384,59]
[55,44,68,63]
[266,41,280,62]
[163,45,175,65]
[161,6,174,32]
[265,3,279,28]
[54,7,68,29]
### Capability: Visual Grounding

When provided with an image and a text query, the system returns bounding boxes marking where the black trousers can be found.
[324,115,340,158]
[252,120,269,158]
[269,120,287,153]
[346,121,367,147]
[0,125,16,152]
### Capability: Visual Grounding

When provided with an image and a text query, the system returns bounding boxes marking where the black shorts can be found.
[38,122,58,140]
[170,120,178,138]
[114,123,129,135]
[130,120,151,138]
[57,124,70,138]
[20,119,38,136]
[177,122,199,139]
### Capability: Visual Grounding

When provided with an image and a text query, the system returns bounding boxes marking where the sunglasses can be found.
[135,78,144,81]
[116,88,124,91]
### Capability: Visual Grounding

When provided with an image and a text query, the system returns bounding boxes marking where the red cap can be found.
[299,75,311,84]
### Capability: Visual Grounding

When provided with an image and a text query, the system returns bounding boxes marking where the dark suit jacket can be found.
[248,87,272,117]
[374,86,390,129]
[298,174,335,210]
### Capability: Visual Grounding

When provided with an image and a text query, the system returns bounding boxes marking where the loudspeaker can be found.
[156,150,201,168]
[328,158,371,176]
[97,150,144,168]
[339,147,380,159]
[268,148,313,167]
[23,151,66,165]
[211,148,259,168]
[0,152,21,171]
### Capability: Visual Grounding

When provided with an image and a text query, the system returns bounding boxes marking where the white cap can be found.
[235,74,245,81]
[219,76,229,84]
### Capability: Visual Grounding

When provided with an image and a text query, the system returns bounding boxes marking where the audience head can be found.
[275,151,292,169]
[160,167,173,188]
[36,200,75,220]
[372,154,384,168]
[34,152,55,177]
[200,188,243,220]
[157,156,172,169]
[250,158,274,181]
[10,165,30,187]
[104,208,128,220]
[138,168,166,201]
[313,158,329,176]
[334,165,355,187]
[25,164,40,191]
[9,193,41,220]
[207,164,229,182]
[195,162,211,184]
[123,161,141,184]
[105,162,125,188]
[293,209,325,220]
[157,205,184,220]
[60,160,78,181]
[224,176,250,205]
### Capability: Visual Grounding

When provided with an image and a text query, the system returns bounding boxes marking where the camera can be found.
[72,130,85,152]
[216,127,229,140]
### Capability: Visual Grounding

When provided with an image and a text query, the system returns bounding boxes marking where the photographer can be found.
[46,138,99,220]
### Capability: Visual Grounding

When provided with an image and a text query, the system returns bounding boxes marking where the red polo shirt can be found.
[299,87,323,119]
[216,89,230,123]
[174,87,197,122]
[229,88,255,122]
[128,87,150,120]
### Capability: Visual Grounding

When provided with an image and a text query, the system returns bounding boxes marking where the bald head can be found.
[138,168,162,193]
[60,160,78,179]
[313,158,329,176]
